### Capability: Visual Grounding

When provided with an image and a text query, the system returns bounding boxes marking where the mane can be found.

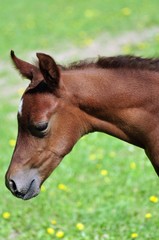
[64,55,159,72]
[62,58,96,70]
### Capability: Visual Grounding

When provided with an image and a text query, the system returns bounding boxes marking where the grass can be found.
[1,0,159,239]
[1,0,159,59]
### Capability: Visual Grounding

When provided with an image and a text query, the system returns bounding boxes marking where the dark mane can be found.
[63,58,96,70]
[64,55,159,72]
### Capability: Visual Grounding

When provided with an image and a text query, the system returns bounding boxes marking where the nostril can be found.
[9,179,17,193]
[8,179,25,198]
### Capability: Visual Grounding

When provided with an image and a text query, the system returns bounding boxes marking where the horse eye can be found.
[35,122,48,132]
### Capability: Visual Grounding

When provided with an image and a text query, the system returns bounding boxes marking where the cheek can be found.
[46,125,75,157]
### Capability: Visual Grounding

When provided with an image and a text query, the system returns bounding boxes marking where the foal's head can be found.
[5,51,88,200]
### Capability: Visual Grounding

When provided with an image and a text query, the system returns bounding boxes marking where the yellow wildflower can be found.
[109,151,116,158]
[58,183,68,191]
[2,212,11,219]
[51,219,57,225]
[89,153,96,161]
[121,7,131,16]
[130,162,136,170]
[149,195,158,203]
[137,42,148,50]
[40,185,46,192]
[145,213,152,219]
[9,139,16,147]
[131,233,138,238]
[122,44,132,54]
[76,222,85,231]
[100,169,108,176]
[46,227,55,235]
[56,230,64,238]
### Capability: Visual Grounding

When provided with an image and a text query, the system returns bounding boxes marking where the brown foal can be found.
[5,51,159,200]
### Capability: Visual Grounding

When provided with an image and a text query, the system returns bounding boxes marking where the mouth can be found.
[16,181,40,200]
[14,179,40,200]
[6,169,41,200]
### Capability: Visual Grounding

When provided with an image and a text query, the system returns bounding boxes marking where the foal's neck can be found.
[62,68,159,148]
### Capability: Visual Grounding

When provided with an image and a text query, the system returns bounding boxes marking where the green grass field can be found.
[1,0,159,239]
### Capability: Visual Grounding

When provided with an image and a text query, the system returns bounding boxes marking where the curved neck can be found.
[61,68,159,148]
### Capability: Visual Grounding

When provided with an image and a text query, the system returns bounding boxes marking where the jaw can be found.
[5,151,63,200]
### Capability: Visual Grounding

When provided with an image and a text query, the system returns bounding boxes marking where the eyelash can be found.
[29,122,48,138]
[34,122,48,132]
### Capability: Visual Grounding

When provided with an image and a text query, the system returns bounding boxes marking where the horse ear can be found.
[36,53,60,89]
[10,50,39,80]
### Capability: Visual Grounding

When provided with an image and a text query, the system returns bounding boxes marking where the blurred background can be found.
[1,0,159,239]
